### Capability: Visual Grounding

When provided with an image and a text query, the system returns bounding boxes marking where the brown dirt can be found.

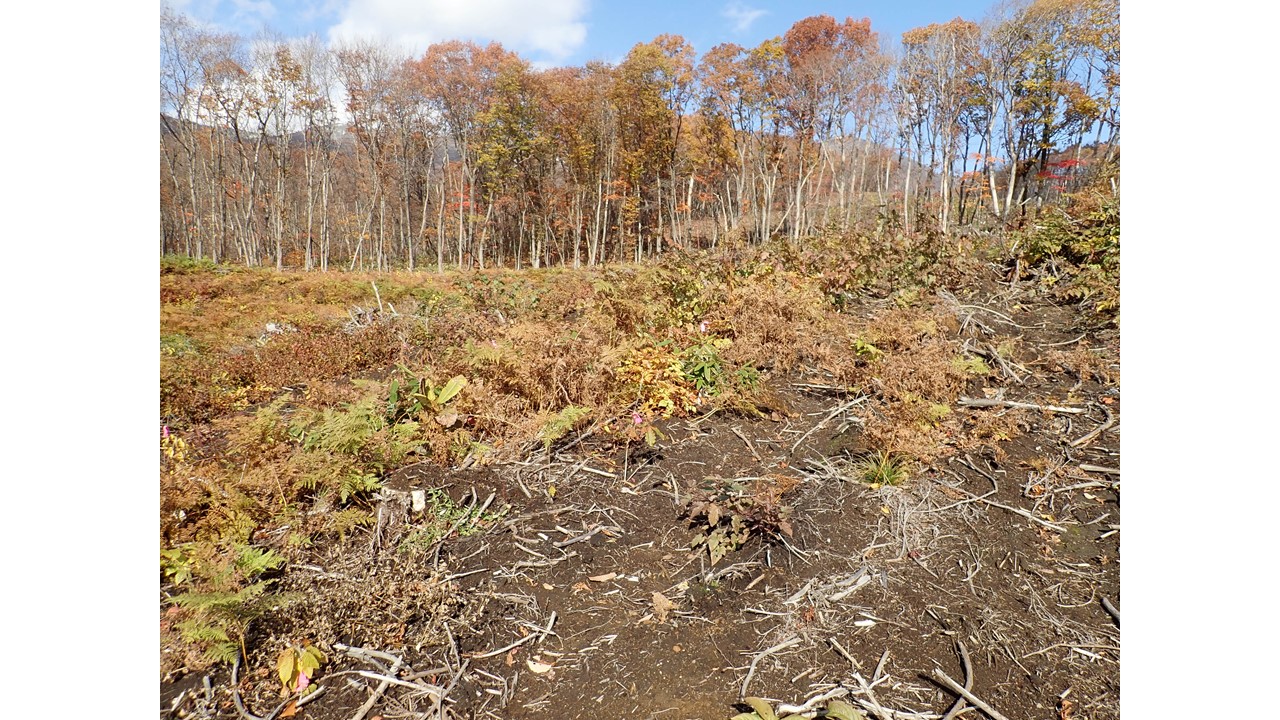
[162,283,1119,720]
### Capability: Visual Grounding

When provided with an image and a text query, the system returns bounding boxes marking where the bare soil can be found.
[162,284,1119,720]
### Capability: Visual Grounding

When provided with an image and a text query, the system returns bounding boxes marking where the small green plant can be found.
[293,398,386,456]
[387,367,468,425]
[327,506,375,540]
[952,353,990,376]
[925,402,952,424]
[161,333,199,356]
[852,337,884,363]
[399,489,508,554]
[892,286,921,308]
[851,451,910,487]
[161,425,188,466]
[161,254,218,273]
[1015,184,1119,318]
[734,364,761,391]
[290,396,418,478]
[618,341,700,418]
[681,339,732,397]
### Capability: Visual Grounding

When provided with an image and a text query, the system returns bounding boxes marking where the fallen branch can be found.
[1044,332,1087,347]
[335,644,405,720]
[790,382,854,394]
[872,649,890,683]
[741,636,802,698]
[959,397,1084,414]
[777,687,852,715]
[1079,464,1119,475]
[297,685,326,708]
[828,637,862,670]
[231,652,294,720]
[947,482,1067,533]
[848,670,895,720]
[469,613,557,659]
[1069,404,1116,448]
[731,426,763,462]
[353,670,444,696]
[940,641,973,720]
[1101,596,1120,626]
[1023,643,1119,660]
[790,397,868,455]
[931,668,1011,720]
[508,550,578,571]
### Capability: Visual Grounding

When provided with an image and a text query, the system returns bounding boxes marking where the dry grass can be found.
[159,226,1079,674]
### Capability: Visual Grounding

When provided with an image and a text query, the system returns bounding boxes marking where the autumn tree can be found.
[899,18,982,233]
[408,40,514,268]
[159,1,1117,267]
[779,15,882,239]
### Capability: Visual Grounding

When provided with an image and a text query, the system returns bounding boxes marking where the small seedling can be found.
[277,642,326,696]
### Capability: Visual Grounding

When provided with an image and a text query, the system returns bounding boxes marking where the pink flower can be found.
[162,425,170,439]
[699,321,709,333]
[296,672,311,692]
[632,412,644,426]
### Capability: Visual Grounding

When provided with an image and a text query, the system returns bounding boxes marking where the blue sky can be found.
[167,0,1001,66]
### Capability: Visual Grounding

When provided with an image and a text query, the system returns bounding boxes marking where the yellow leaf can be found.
[303,645,326,666]
[299,650,321,676]
[277,649,296,689]
[744,697,778,720]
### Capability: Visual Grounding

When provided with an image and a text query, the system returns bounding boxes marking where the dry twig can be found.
[959,397,1084,414]
[1069,403,1116,448]
[931,668,1012,720]
[1101,596,1120,626]
[740,636,802,698]
[939,641,973,720]
[469,613,557,659]
[790,397,867,454]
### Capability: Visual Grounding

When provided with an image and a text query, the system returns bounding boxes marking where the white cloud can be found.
[229,0,277,24]
[327,0,588,61]
[721,1,765,33]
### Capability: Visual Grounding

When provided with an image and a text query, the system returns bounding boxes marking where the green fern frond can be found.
[205,641,241,665]
[302,398,386,455]
[172,590,245,610]
[539,406,591,451]
[327,507,373,540]
[175,619,230,645]
[339,472,381,504]
[235,545,285,577]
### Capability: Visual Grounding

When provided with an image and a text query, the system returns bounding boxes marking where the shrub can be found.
[686,475,797,565]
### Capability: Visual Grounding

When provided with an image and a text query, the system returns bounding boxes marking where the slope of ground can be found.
[161,255,1119,720]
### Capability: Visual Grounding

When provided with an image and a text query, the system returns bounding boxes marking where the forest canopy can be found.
[160,0,1118,271]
